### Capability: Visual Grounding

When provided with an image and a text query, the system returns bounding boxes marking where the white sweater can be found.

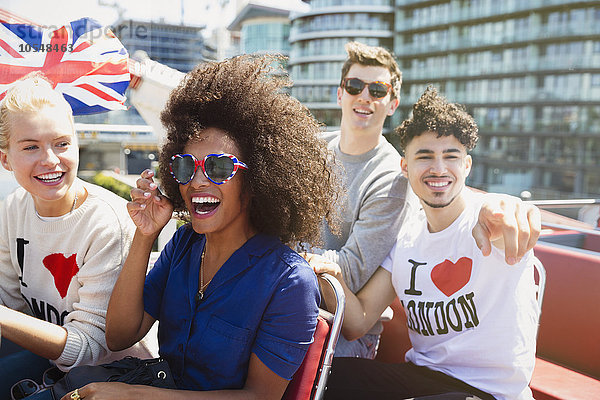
[0,179,157,370]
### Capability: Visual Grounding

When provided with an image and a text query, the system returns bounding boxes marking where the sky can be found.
[0,0,234,33]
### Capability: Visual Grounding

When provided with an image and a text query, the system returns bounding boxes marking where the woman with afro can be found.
[62,54,341,399]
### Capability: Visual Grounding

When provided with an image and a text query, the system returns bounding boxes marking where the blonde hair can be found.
[0,72,74,150]
[340,41,402,99]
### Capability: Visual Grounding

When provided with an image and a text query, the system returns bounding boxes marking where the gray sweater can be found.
[318,131,409,294]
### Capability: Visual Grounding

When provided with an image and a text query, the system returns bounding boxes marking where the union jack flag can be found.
[0,13,129,115]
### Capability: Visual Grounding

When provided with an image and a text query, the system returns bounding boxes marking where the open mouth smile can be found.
[427,181,450,188]
[35,172,65,184]
[424,179,452,190]
[191,195,221,216]
[353,107,372,116]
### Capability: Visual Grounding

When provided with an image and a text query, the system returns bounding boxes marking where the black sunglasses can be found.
[11,367,64,400]
[342,77,392,99]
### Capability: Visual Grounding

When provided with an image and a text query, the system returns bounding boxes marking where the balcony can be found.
[396,21,600,57]
[400,87,600,108]
[311,0,392,7]
[396,0,589,20]
[401,56,599,83]
[299,4,394,18]
[288,54,346,65]
[290,29,393,43]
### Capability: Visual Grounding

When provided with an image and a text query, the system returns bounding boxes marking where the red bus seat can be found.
[283,273,345,400]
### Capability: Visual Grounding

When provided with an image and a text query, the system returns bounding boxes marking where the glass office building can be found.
[394,0,600,198]
[289,0,395,130]
[114,19,215,73]
[228,1,309,71]
[229,2,294,55]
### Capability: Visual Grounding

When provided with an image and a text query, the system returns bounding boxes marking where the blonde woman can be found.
[0,73,156,398]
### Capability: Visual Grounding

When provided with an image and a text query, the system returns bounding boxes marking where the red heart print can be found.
[42,253,79,298]
[430,257,472,297]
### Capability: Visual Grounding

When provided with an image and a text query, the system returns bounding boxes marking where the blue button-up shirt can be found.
[144,226,320,390]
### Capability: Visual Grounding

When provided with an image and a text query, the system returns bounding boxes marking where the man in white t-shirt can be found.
[312,87,539,400]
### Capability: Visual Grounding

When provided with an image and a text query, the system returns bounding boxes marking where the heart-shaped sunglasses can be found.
[169,153,248,185]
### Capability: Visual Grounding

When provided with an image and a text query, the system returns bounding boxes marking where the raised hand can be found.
[472,194,541,265]
[127,169,174,236]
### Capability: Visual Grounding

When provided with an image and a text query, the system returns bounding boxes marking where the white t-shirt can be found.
[381,191,538,400]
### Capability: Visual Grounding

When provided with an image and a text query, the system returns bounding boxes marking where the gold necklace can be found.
[70,189,79,213]
[197,246,212,302]
[34,188,78,219]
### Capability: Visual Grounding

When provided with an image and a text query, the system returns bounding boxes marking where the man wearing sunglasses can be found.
[307,42,542,361]
[308,41,409,359]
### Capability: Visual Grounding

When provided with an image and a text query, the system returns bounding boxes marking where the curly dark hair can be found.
[395,86,478,153]
[159,54,340,245]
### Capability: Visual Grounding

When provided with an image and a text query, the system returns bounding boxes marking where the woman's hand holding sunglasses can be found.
[128,169,173,237]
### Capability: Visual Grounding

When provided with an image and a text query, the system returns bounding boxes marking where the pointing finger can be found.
[525,205,541,253]
[472,222,492,257]
[515,202,531,260]
[499,200,519,264]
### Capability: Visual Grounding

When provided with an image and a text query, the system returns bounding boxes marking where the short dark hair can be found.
[340,41,402,99]
[159,54,341,245]
[395,86,478,153]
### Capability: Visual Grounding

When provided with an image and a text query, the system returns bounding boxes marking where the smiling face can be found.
[0,106,79,216]
[401,131,472,219]
[337,64,399,136]
[178,127,253,239]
